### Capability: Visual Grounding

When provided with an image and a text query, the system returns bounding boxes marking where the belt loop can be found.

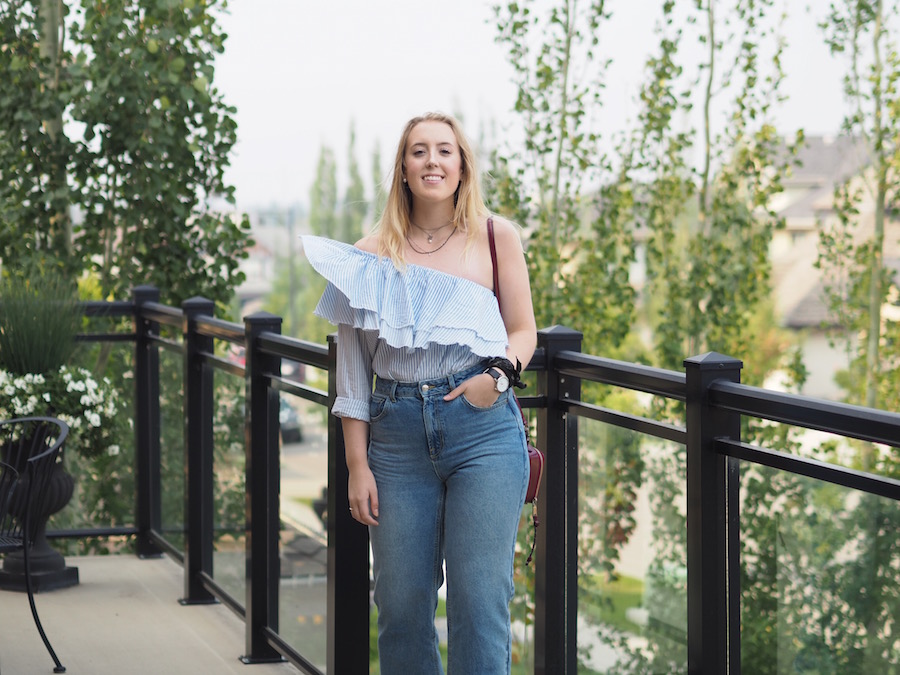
[389,380,398,402]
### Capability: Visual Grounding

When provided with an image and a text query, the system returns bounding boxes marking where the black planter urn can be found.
[0,459,79,592]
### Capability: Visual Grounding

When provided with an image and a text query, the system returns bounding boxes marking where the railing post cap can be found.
[243,311,282,324]
[182,296,215,310]
[683,352,743,369]
[537,325,583,338]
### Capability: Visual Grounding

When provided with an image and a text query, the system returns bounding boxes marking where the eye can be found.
[440,148,452,155]
[412,150,425,156]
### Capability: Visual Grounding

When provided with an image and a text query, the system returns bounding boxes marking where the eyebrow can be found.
[409,141,455,149]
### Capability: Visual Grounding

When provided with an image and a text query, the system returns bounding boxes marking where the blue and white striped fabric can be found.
[301,236,509,421]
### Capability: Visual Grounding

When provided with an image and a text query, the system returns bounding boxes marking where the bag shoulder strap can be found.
[487,216,530,431]
[487,217,501,312]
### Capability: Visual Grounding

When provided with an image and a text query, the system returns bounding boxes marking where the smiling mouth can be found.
[423,175,444,183]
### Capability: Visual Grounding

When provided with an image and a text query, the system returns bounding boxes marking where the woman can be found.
[302,112,536,673]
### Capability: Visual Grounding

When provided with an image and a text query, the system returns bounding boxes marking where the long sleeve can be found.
[332,323,373,421]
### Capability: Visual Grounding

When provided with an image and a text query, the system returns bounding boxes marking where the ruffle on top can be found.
[300,236,508,357]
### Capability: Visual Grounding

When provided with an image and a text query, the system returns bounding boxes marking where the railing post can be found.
[180,297,216,604]
[132,285,162,558]
[534,325,583,675]
[241,312,284,663]
[326,333,370,674]
[684,352,742,675]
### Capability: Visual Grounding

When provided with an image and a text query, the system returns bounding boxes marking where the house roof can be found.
[777,135,871,221]
[772,135,900,329]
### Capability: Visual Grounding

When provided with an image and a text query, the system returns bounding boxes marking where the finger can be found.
[444,383,465,401]
[357,507,378,526]
[349,498,379,525]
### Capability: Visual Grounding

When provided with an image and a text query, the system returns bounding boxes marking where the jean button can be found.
[422,384,430,392]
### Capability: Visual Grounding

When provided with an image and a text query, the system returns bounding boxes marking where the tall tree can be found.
[635,0,801,379]
[371,141,386,226]
[818,0,900,416]
[0,0,251,306]
[809,4,900,673]
[0,1,74,277]
[308,145,338,238]
[340,122,366,243]
[491,0,636,358]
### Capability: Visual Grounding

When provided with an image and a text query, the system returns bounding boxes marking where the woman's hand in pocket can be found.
[444,372,499,408]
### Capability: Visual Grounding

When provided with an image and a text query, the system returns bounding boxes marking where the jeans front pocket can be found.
[369,393,391,422]
[460,387,510,411]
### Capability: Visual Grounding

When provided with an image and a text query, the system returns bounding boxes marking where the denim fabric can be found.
[368,361,529,674]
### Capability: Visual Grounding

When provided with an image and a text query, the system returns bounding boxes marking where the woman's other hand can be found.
[342,417,379,525]
[348,466,379,525]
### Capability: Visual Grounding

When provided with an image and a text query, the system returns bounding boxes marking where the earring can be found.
[402,177,407,183]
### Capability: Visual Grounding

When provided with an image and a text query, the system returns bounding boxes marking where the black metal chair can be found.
[0,416,69,673]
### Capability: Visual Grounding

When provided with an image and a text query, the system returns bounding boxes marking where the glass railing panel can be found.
[159,346,186,553]
[739,461,900,674]
[577,417,687,674]
[746,418,897,474]
[49,339,137,553]
[278,367,329,672]
[211,367,247,603]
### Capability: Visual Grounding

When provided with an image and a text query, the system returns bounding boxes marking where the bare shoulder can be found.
[486,215,524,250]
[354,233,379,254]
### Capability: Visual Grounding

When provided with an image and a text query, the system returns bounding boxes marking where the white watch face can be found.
[495,375,510,393]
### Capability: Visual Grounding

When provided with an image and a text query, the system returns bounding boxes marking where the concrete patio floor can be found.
[0,555,300,675]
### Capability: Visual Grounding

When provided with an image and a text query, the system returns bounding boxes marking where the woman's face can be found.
[402,121,463,207]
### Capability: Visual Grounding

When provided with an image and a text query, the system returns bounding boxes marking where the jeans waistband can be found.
[374,361,488,399]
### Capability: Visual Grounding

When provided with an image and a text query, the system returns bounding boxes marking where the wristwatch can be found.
[485,367,510,393]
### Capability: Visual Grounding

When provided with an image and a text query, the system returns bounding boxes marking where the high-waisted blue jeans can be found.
[367,362,529,674]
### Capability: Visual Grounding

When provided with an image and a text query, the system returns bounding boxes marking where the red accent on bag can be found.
[526,443,544,504]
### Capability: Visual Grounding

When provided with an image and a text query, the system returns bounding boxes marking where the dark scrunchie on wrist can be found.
[485,356,526,389]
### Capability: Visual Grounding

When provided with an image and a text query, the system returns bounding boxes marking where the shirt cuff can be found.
[331,396,370,422]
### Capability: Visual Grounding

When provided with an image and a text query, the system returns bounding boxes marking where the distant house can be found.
[235,205,306,313]
[769,135,900,398]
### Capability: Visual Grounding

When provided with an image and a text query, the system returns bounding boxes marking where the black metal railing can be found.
[57,288,900,674]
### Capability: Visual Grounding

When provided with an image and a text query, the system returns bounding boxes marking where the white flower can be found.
[107,445,120,457]
[1,365,120,460]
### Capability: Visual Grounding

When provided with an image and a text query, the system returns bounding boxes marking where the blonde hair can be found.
[376,112,488,265]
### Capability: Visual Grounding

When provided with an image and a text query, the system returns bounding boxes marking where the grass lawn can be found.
[579,573,646,635]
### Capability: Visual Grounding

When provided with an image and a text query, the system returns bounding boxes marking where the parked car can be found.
[280,397,303,444]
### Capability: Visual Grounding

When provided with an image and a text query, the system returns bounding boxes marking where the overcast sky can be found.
[214,1,846,210]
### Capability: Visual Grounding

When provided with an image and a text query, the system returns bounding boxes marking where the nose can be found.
[426,151,439,166]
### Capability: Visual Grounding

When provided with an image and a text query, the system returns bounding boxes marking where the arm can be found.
[342,417,379,525]
[334,323,379,525]
[494,216,538,370]
[445,217,537,405]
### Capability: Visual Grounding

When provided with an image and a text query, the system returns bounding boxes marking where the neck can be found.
[409,204,455,230]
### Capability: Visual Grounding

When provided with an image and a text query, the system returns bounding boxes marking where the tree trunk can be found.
[38,0,72,259]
